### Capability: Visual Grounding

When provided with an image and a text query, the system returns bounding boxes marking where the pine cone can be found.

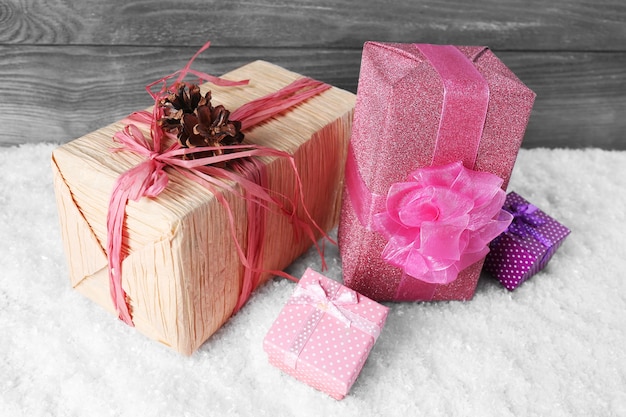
[158,83,244,157]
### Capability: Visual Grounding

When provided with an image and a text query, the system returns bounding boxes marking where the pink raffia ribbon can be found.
[284,279,382,369]
[107,42,331,326]
[372,161,513,285]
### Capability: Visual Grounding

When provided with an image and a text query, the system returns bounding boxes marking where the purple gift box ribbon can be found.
[485,192,571,290]
[503,201,553,248]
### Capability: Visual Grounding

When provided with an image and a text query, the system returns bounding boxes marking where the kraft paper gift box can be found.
[483,192,571,290]
[51,59,355,355]
[263,268,389,400]
[338,42,536,302]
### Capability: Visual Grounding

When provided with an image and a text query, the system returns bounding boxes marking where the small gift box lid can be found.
[263,268,389,400]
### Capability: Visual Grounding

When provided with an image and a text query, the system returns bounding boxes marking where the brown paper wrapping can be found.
[52,61,355,355]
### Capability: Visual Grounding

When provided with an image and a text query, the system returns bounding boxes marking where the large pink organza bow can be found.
[373,161,513,285]
[107,42,330,326]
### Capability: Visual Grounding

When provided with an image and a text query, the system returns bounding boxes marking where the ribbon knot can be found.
[291,280,358,327]
[509,202,544,226]
[505,202,553,248]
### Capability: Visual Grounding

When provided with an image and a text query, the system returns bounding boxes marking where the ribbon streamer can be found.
[107,42,331,325]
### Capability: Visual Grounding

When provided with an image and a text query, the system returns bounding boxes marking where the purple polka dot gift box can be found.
[484,192,571,290]
[263,268,389,400]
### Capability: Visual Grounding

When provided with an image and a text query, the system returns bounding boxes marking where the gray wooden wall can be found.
[1,0,625,149]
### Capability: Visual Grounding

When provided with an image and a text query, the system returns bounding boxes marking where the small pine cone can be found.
[158,83,244,157]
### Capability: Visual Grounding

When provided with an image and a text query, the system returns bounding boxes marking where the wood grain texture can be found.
[1,0,625,50]
[0,0,625,148]
[0,46,361,145]
[1,45,625,149]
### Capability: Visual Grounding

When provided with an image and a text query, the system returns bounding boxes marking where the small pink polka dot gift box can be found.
[263,268,389,400]
[483,192,571,290]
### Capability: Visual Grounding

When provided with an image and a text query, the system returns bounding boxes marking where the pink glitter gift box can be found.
[483,192,571,290]
[263,268,389,400]
[338,42,536,302]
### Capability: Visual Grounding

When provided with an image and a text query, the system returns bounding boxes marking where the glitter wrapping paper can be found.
[483,192,571,290]
[263,268,389,400]
[51,61,355,355]
[338,42,536,302]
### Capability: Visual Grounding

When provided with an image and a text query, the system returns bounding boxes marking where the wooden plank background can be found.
[1,0,625,149]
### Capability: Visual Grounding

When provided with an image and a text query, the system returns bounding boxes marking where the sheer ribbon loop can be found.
[290,280,358,327]
[373,161,512,285]
[505,202,553,248]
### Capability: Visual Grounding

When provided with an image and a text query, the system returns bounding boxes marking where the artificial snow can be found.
[1,144,625,416]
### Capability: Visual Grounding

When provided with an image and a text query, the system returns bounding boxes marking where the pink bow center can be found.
[373,161,512,285]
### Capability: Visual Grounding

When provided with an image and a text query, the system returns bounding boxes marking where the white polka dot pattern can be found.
[484,192,571,290]
[263,268,389,400]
